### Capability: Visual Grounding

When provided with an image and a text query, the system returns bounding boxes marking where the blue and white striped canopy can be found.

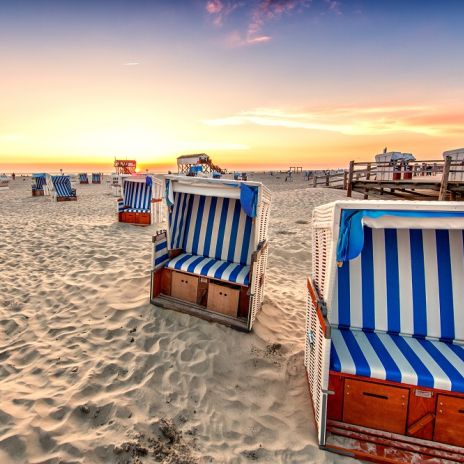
[32,173,47,190]
[334,227,464,342]
[169,191,254,266]
[122,179,152,212]
[92,173,101,183]
[51,176,73,197]
[79,173,88,182]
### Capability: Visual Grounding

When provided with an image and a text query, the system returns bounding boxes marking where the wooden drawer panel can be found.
[207,282,239,317]
[343,379,409,434]
[136,213,150,225]
[171,271,198,304]
[434,394,464,447]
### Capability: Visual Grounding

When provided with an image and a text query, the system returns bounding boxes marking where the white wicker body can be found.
[305,199,464,447]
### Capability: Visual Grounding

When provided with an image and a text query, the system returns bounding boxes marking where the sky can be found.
[1,0,464,172]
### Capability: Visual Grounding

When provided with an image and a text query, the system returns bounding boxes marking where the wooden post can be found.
[325,173,330,186]
[347,160,355,197]
[439,156,452,201]
[343,171,348,190]
[363,163,371,199]
[313,175,317,188]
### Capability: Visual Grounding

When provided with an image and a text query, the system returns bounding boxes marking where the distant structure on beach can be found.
[114,158,137,175]
[176,153,225,176]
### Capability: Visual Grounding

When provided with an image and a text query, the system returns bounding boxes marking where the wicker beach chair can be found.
[305,200,464,463]
[50,175,77,201]
[150,175,271,331]
[31,173,48,196]
[117,175,163,225]
[79,173,89,184]
[92,173,102,184]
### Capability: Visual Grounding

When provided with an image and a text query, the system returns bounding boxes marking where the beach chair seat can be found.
[331,328,464,394]
[122,207,151,213]
[166,252,250,286]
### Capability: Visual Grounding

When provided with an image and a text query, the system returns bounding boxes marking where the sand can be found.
[0,175,355,464]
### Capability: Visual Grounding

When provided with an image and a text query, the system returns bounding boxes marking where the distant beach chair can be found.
[0,174,9,190]
[92,173,102,184]
[305,200,464,462]
[79,173,89,184]
[31,173,49,196]
[151,175,271,331]
[117,175,164,225]
[49,175,77,201]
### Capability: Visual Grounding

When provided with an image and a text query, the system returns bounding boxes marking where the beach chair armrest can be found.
[254,239,268,260]
[307,277,330,338]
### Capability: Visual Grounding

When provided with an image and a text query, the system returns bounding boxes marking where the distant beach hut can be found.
[31,173,49,196]
[92,173,102,184]
[0,174,9,190]
[79,173,89,184]
[117,175,164,225]
[375,151,415,180]
[305,200,464,462]
[151,175,271,331]
[48,175,77,201]
[443,147,464,181]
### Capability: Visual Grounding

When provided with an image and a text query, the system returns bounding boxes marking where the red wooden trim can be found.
[151,198,162,203]
[307,278,329,337]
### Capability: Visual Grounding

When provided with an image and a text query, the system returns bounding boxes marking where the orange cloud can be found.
[204,105,464,136]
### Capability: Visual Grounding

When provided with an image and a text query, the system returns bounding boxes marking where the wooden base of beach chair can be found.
[118,211,151,225]
[32,190,44,196]
[321,372,464,462]
[151,268,250,331]
[57,196,77,202]
[92,181,101,184]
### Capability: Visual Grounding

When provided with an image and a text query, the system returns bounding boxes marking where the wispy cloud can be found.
[123,62,140,66]
[205,0,315,46]
[204,106,464,136]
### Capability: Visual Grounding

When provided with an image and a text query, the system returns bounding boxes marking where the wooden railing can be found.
[346,157,464,200]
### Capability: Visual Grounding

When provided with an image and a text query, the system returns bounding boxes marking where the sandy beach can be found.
[0,175,355,464]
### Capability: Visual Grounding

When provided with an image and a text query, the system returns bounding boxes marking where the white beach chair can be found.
[305,200,464,462]
[0,174,10,190]
[150,175,271,331]
[117,175,164,225]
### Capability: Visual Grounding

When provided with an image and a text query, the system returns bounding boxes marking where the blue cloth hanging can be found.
[240,184,258,218]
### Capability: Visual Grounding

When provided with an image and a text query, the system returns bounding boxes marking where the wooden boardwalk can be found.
[347,157,464,200]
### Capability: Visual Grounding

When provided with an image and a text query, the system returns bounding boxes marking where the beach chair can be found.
[117,175,163,225]
[0,174,10,190]
[92,173,102,184]
[150,175,271,331]
[79,173,89,184]
[31,173,49,196]
[49,175,77,201]
[305,200,464,463]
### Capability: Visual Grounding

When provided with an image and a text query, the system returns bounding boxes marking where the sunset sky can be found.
[1,0,464,172]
